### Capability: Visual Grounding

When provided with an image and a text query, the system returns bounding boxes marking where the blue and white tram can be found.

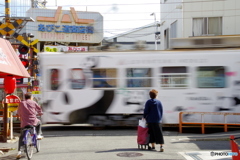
[39,49,240,126]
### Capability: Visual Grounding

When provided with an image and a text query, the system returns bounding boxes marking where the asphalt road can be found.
[0,124,237,160]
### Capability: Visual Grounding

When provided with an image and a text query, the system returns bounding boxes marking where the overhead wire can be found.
[0,0,237,38]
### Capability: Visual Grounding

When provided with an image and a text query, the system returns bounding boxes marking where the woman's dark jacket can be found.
[143,99,163,123]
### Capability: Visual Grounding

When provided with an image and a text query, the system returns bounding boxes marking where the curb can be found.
[172,137,230,142]
[189,138,230,141]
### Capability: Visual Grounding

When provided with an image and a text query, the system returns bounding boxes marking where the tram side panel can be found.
[39,50,240,126]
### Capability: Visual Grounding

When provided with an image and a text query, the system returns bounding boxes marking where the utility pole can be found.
[2,0,11,142]
[150,12,157,50]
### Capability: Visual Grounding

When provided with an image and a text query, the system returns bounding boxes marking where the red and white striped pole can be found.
[230,135,240,160]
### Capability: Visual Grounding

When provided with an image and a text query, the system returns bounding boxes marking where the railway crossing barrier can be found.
[230,135,240,160]
[179,112,240,134]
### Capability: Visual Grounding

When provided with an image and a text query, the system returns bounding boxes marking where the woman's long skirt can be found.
[148,123,164,144]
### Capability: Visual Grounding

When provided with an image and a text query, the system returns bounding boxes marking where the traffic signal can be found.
[33,56,40,74]
[20,58,29,68]
[18,45,29,55]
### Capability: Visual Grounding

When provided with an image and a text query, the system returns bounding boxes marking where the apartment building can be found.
[160,0,240,50]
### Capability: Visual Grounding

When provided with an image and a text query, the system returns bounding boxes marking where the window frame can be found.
[49,68,60,91]
[125,68,153,88]
[91,68,118,89]
[159,66,189,89]
[192,17,222,36]
[70,68,86,90]
[196,66,226,88]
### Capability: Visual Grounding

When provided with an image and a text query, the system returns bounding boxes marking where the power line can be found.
[160,0,227,4]
[46,2,161,7]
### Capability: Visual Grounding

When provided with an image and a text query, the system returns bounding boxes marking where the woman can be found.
[143,89,164,152]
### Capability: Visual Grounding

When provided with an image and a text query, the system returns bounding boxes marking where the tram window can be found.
[160,66,188,88]
[92,68,117,88]
[50,69,60,90]
[70,68,86,89]
[197,66,225,88]
[126,68,152,87]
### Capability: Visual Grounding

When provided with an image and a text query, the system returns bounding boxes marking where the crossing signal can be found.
[20,58,29,68]
[34,68,39,74]
[18,45,29,55]
[33,56,39,74]
[33,59,39,65]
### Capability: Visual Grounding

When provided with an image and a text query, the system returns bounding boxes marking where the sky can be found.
[45,0,161,37]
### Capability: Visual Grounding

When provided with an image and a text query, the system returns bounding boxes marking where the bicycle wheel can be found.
[35,138,40,152]
[25,131,34,160]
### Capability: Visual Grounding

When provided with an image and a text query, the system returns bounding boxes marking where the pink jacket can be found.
[17,99,43,128]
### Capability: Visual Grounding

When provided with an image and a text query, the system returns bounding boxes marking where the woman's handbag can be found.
[138,119,147,128]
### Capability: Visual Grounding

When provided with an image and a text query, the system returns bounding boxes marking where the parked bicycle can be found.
[19,125,40,160]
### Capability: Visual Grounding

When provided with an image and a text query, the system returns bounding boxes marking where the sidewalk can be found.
[0,132,20,157]
[168,130,240,160]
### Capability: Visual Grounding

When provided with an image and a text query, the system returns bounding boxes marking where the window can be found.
[126,68,152,88]
[170,21,177,38]
[193,17,222,36]
[197,66,225,88]
[160,67,188,88]
[92,68,117,88]
[70,68,86,89]
[50,69,60,90]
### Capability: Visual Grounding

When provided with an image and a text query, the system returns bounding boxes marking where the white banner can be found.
[44,45,88,52]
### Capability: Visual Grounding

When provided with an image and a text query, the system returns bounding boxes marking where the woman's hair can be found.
[25,92,32,100]
[149,89,158,99]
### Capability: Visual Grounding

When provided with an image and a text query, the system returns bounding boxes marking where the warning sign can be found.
[32,86,41,94]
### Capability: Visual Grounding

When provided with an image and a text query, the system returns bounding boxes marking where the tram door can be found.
[42,66,69,123]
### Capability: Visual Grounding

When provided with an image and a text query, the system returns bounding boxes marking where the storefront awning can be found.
[0,38,30,78]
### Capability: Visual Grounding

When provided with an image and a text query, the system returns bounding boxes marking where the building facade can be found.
[103,22,160,51]
[160,0,240,50]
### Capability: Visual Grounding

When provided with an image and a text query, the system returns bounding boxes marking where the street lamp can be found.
[150,12,158,50]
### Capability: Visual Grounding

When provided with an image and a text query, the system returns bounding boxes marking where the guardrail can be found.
[0,109,19,118]
[179,112,240,134]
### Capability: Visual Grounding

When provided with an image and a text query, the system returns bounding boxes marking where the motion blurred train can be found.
[39,49,240,126]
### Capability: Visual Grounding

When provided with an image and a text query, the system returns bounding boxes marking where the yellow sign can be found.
[32,91,41,94]
[21,39,39,53]
[30,39,39,53]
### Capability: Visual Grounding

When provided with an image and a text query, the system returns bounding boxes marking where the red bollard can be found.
[230,135,240,160]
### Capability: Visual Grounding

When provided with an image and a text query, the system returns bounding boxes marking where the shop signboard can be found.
[26,6,103,43]
[2,95,21,112]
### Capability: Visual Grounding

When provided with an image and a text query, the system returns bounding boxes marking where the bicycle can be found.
[20,125,40,160]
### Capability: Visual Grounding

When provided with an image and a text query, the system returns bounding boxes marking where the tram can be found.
[39,49,240,126]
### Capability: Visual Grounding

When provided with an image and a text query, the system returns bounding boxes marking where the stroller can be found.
[137,119,149,149]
